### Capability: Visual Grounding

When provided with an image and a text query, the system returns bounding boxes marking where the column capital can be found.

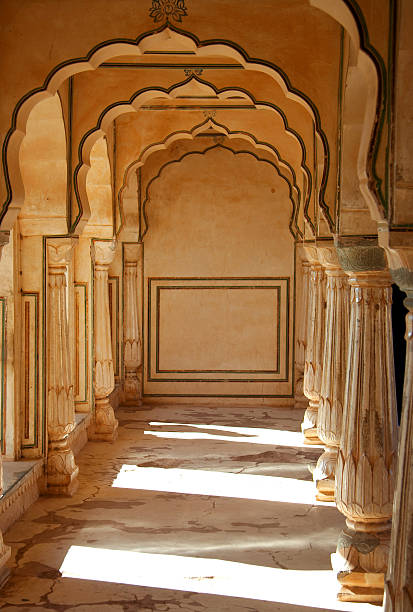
[123,242,140,264]
[303,243,320,264]
[378,225,413,294]
[47,237,76,268]
[317,245,342,271]
[91,239,116,267]
[336,243,387,274]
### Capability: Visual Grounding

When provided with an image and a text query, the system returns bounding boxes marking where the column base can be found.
[331,560,385,604]
[332,525,390,604]
[315,483,335,503]
[313,446,337,502]
[301,403,322,444]
[303,428,322,445]
[89,397,118,442]
[88,424,119,443]
[122,399,143,407]
[45,472,79,497]
[122,371,142,406]
[46,442,79,496]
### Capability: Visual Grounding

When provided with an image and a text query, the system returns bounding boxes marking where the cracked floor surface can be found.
[0,404,379,611]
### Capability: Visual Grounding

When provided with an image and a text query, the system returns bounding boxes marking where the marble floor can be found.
[0,404,380,611]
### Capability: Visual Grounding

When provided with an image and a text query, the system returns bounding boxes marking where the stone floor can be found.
[0,404,380,611]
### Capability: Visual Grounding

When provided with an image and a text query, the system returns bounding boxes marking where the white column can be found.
[123,243,142,405]
[90,240,118,442]
[46,238,79,495]
[302,245,325,444]
[332,245,398,604]
[313,246,349,501]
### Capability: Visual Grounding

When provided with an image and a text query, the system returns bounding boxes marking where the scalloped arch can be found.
[1,23,329,232]
[139,143,300,241]
[0,4,384,231]
[117,117,304,239]
[73,78,317,235]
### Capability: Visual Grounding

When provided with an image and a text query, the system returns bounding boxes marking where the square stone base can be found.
[45,467,79,497]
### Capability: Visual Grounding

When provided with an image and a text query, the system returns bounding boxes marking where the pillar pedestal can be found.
[46,238,79,496]
[90,240,118,442]
[332,244,398,604]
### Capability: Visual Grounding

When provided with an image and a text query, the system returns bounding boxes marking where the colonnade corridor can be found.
[0,404,379,612]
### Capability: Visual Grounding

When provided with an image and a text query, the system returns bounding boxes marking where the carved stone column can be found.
[46,238,79,496]
[90,240,118,442]
[313,246,349,501]
[0,231,11,585]
[380,236,413,612]
[123,243,143,405]
[295,248,311,406]
[332,244,398,604]
[302,245,325,444]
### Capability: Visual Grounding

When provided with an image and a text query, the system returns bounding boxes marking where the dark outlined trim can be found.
[147,277,290,384]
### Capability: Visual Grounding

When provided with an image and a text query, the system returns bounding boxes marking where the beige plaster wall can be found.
[84,136,113,238]
[19,95,67,236]
[143,145,295,401]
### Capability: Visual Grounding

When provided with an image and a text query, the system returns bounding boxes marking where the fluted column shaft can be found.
[332,245,398,605]
[123,244,142,405]
[91,240,118,442]
[295,256,311,406]
[313,247,349,501]
[302,246,325,444]
[46,238,79,496]
[0,232,11,584]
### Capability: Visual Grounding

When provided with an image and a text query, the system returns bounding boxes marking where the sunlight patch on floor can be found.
[60,546,378,612]
[147,422,323,448]
[112,464,333,506]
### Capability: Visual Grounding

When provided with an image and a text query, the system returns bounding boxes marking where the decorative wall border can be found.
[147,277,289,384]
[74,282,88,405]
[108,276,120,377]
[21,292,39,449]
